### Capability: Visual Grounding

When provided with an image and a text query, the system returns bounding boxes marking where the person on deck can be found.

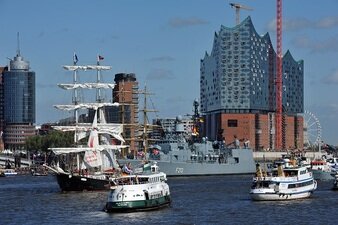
[234,135,240,149]
[122,162,133,174]
[244,138,250,148]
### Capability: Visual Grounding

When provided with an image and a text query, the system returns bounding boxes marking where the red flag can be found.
[97,55,104,65]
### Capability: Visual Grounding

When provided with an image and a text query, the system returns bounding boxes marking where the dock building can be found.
[200,16,304,151]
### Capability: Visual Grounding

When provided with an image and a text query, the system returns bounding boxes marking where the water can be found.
[0,174,336,225]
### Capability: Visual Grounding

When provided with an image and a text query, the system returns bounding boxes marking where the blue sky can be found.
[1,0,338,145]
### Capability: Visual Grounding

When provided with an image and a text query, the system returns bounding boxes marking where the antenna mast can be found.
[17,32,21,56]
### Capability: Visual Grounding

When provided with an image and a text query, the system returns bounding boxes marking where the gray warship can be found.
[119,100,256,177]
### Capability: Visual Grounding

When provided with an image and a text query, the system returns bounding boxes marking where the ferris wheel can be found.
[303,110,322,148]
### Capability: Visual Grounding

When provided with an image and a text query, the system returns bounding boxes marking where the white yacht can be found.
[250,162,317,201]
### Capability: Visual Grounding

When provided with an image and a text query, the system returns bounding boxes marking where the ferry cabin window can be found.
[284,171,297,177]
[228,119,238,127]
[287,180,313,189]
[252,181,271,188]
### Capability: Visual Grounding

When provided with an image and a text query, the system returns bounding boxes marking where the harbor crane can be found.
[229,3,253,25]
[275,0,283,150]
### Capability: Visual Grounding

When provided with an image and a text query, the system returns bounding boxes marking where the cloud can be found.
[328,103,338,113]
[266,16,338,32]
[291,36,338,53]
[165,95,187,103]
[316,17,338,28]
[146,68,175,80]
[315,103,338,120]
[168,17,209,28]
[149,56,175,62]
[37,31,45,38]
[322,69,338,85]
[267,18,311,32]
[110,35,119,40]
[55,28,69,34]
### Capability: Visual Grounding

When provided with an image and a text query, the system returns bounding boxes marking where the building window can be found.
[228,119,238,127]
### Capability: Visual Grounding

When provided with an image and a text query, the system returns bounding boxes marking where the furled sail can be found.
[58,83,115,90]
[54,102,119,111]
[51,147,94,155]
[62,65,112,71]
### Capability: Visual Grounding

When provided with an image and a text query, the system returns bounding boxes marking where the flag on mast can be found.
[97,54,104,65]
[73,52,78,65]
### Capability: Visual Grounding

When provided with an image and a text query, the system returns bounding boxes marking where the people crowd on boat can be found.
[5,159,12,169]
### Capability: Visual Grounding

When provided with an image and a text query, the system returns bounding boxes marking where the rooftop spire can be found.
[17,32,21,57]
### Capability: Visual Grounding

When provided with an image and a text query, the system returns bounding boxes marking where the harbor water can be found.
[0,174,336,225]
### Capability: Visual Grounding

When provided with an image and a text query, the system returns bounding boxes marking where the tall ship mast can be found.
[137,85,159,155]
[45,55,127,191]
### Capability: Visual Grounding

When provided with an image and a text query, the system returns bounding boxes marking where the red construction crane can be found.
[275,0,283,150]
[229,3,253,25]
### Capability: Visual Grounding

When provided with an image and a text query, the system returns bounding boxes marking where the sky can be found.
[0,0,338,145]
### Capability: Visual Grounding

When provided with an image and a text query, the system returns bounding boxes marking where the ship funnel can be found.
[255,163,263,178]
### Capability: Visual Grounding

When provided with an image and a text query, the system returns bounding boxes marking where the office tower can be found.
[2,50,35,150]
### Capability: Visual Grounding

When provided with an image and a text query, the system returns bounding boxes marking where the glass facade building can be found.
[200,16,304,116]
[2,54,35,149]
[4,71,35,123]
[4,55,35,124]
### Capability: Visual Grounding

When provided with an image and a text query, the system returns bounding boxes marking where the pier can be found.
[253,151,329,162]
[0,154,31,167]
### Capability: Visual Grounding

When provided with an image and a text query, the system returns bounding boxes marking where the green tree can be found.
[25,130,74,152]
[25,135,42,152]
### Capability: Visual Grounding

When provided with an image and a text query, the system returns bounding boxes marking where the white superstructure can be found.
[250,163,317,201]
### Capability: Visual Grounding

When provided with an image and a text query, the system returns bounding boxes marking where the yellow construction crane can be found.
[230,3,253,25]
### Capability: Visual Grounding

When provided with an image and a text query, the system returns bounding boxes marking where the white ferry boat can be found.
[250,162,317,201]
[104,162,171,212]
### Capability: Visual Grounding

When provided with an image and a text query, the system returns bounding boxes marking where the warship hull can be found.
[119,148,255,177]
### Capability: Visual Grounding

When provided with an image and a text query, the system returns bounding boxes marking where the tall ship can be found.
[45,55,126,191]
[119,99,256,176]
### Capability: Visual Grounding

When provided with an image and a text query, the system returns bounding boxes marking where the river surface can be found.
[0,174,336,225]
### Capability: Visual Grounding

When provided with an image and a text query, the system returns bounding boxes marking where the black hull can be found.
[56,173,110,192]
